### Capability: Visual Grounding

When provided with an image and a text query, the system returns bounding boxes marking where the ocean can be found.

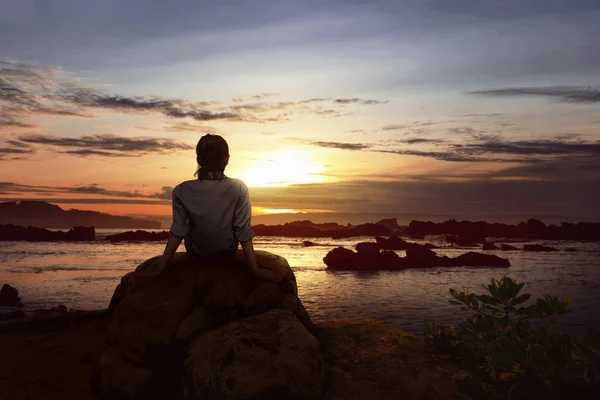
[1,229,599,337]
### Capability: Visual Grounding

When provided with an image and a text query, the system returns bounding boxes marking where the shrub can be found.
[425,277,599,399]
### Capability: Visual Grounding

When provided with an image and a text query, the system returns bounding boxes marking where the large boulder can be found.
[93,250,324,400]
[0,284,22,307]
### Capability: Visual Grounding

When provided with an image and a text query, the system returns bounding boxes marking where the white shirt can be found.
[169,176,255,258]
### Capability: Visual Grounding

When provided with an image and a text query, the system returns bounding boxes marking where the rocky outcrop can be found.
[0,224,95,241]
[92,250,325,400]
[105,230,169,243]
[253,220,392,238]
[303,240,317,247]
[403,218,600,241]
[523,244,559,252]
[500,243,519,251]
[323,243,510,270]
[0,284,22,307]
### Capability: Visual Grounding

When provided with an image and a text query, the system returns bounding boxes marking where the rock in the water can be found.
[184,309,325,400]
[500,243,519,251]
[523,244,559,252]
[105,230,170,242]
[93,250,322,400]
[0,224,94,242]
[324,245,510,270]
[0,284,22,306]
[303,240,317,247]
[565,247,578,252]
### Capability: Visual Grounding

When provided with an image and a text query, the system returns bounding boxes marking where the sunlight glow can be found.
[241,149,326,187]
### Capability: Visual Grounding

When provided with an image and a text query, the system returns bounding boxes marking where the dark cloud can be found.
[18,134,192,157]
[310,141,370,150]
[398,138,446,145]
[469,86,600,103]
[0,182,172,202]
[163,122,219,133]
[289,138,370,150]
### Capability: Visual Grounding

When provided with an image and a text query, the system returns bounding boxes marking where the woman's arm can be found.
[156,233,183,272]
[240,238,284,281]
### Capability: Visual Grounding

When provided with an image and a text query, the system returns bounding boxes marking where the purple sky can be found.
[1,0,599,221]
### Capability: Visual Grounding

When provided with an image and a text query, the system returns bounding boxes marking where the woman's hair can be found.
[195,134,229,178]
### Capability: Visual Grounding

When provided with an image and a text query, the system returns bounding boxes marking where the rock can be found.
[323,245,510,270]
[500,243,519,251]
[253,220,391,238]
[184,309,325,400]
[0,224,94,241]
[482,241,498,250]
[93,250,322,400]
[374,218,401,232]
[523,244,559,252]
[0,284,22,306]
[375,235,411,250]
[355,242,380,257]
[323,247,361,270]
[565,247,578,252]
[453,251,511,267]
[303,240,317,247]
[105,230,169,243]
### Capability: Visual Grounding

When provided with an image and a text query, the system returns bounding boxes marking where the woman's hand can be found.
[253,265,287,282]
[240,238,286,282]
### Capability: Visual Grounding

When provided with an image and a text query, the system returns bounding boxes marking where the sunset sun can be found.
[242,149,326,188]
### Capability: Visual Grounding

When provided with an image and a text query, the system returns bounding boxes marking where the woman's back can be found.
[170,177,254,258]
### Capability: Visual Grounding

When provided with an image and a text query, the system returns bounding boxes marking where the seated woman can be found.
[153,134,282,281]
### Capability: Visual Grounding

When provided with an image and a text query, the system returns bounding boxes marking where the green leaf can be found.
[510,293,531,306]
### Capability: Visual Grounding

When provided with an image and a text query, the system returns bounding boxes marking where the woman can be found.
[152,134,283,281]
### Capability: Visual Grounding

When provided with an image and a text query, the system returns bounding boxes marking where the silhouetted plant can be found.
[425,277,599,399]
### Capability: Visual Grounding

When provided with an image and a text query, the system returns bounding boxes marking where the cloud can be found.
[449,127,478,135]
[289,138,370,150]
[382,125,410,131]
[333,98,389,105]
[1,60,388,128]
[163,122,219,133]
[398,138,446,144]
[469,86,600,103]
[18,134,192,157]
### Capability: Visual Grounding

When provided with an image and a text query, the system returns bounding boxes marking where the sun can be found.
[241,149,325,187]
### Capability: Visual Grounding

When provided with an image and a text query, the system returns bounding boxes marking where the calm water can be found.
[1,230,599,337]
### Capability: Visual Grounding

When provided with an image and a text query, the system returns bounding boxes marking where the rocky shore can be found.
[0,251,470,400]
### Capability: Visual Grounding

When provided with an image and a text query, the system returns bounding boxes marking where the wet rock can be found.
[303,240,317,247]
[565,247,578,252]
[500,243,519,251]
[0,309,25,321]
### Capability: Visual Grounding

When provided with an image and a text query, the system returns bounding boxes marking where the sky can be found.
[1,0,600,223]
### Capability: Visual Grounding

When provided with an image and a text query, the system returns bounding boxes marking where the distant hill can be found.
[0,201,161,229]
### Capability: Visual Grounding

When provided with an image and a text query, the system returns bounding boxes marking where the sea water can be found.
[1,230,599,337]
